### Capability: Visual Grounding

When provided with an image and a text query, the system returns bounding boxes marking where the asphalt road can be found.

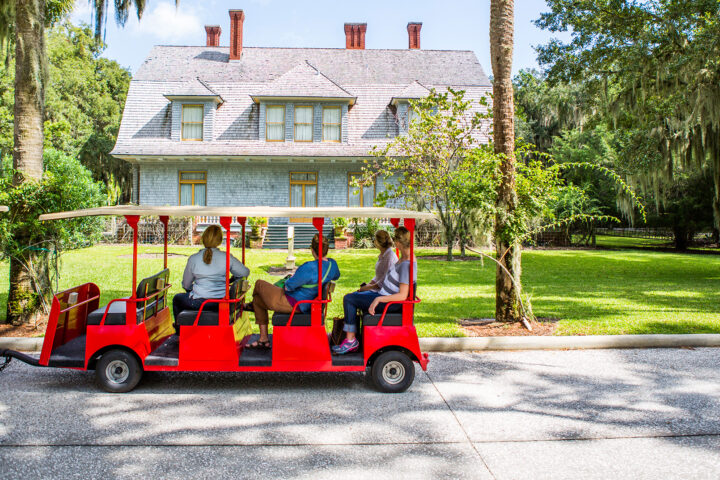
[1,348,719,479]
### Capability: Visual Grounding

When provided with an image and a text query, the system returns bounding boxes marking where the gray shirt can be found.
[378,259,417,296]
[182,248,250,299]
[372,248,398,286]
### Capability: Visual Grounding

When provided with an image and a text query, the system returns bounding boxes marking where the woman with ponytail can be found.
[172,225,250,326]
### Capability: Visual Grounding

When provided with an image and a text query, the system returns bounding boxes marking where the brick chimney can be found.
[407,22,422,49]
[205,25,221,47]
[344,23,367,50]
[229,10,245,60]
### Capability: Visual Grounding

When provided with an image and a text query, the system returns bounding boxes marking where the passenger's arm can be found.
[182,259,195,292]
[229,255,250,278]
[368,283,409,315]
[283,263,309,292]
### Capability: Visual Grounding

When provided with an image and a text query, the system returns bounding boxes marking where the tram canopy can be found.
[38,205,436,221]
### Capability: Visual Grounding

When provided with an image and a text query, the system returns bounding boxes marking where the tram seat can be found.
[362,283,417,327]
[86,269,170,325]
[175,278,249,326]
[271,281,335,327]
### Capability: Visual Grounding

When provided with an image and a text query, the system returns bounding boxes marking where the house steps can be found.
[263,224,335,250]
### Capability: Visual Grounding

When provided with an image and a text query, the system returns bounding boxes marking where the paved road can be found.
[1,348,719,479]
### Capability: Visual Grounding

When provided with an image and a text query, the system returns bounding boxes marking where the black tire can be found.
[95,349,142,393]
[370,351,415,393]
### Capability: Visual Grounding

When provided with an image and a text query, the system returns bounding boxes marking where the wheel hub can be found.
[382,360,405,385]
[106,360,130,384]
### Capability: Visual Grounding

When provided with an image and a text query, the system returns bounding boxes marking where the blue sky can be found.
[71,0,569,76]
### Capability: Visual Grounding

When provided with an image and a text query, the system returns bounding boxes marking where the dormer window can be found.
[266,105,285,141]
[322,106,341,142]
[294,106,313,142]
[181,105,204,141]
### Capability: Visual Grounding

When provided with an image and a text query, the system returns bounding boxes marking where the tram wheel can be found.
[370,351,415,393]
[95,349,143,393]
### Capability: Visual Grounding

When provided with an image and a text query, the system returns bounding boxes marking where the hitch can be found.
[0,349,41,369]
[0,355,10,373]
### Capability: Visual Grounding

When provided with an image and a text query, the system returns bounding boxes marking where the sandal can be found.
[246,339,270,349]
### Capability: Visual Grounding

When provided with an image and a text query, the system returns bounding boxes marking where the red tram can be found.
[0,206,432,393]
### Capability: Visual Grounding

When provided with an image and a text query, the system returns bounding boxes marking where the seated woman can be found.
[172,225,250,328]
[334,226,416,355]
[357,230,397,292]
[247,233,340,349]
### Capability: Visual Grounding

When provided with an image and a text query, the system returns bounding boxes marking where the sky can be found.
[70,0,570,77]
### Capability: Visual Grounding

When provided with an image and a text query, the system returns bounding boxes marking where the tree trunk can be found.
[6,0,46,324]
[490,0,521,322]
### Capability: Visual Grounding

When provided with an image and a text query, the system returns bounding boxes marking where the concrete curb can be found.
[3,334,720,354]
[0,337,43,352]
[419,334,720,351]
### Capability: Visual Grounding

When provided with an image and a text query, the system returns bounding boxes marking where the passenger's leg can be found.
[251,280,288,345]
[172,292,193,332]
[342,291,380,341]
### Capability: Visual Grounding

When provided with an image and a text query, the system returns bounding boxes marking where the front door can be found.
[289,172,317,223]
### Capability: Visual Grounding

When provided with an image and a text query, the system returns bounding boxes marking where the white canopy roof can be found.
[38,205,435,221]
[0,206,8,213]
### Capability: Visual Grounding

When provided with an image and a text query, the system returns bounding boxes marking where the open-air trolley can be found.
[0,206,433,393]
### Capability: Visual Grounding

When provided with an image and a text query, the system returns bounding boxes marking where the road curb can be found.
[3,334,720,353]
[0,337,43,352]
[419,334,720,351]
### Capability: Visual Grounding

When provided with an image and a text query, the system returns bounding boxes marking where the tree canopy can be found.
[536,0,720,233]
[0,23,131,201]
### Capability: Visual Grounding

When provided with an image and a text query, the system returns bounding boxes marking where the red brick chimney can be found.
[344,23,367,50]
[407,22,422,49]
[229,10,245,60]
[205,25,221,47]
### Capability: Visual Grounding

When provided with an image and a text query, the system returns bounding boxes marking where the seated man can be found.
[172,225,250,328]
[246,233,340,349]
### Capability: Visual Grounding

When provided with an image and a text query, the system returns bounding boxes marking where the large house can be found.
[111,9,491,236]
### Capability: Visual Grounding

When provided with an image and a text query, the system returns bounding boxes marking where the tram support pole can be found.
[404,218,416,327]
[159,215,169,269]
[125,215,140,298]
[219,216,233,326]
[312,217,324,323]
[237,217,247,265]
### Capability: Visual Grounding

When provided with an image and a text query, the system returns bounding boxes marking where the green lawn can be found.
[1,245,719,336]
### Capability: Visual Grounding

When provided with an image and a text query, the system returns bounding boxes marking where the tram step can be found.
[145,334,179,367]
[48,335,86,368]
[238,334,272,366]
[331,350,365,366]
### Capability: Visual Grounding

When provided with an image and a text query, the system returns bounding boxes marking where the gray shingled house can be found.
[111,10,491,244]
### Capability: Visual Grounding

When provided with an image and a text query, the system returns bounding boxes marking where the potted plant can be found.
[334,235,349,250]
[248,217,262,238]
[332,217,349,237]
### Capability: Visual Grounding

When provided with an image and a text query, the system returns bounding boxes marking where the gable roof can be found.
[251,61,355,102]
[163,78,224,103]
[397,80,431,98]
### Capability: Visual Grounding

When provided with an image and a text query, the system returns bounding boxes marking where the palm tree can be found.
[490,0,521,322]
[1,0,173,323]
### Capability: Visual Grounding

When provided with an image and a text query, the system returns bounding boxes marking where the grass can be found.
[1,245,719,336]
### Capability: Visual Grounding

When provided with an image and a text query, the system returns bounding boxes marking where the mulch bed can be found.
[267,266,298,276]
[459,317,559,336]
[118,253,188,259]
[0,318,48,338]
[421,255,485,262]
